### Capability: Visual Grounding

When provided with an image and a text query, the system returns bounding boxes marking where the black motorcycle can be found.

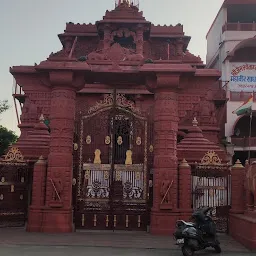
[173,207,221,256]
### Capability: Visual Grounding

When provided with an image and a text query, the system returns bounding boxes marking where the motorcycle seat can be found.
[178,220,195,227]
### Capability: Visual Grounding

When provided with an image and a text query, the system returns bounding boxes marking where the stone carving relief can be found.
[74,37,99,59]
[135,29,144,55]
[176,38,184,56]
[49,37,99,59]
[87,43,144,68]
[4,147,25,162]
[103,27,144,55]
[87,93,141,115]
[150,39,169,60]
[179,91,217,126]
[160,173,173,209]
[103,27,112,50]
[20,92,51,123]
[200,151,222,166]
[50,170,63,202]
[20,96,41,123]
[195,98,217,125]
[148,38,184,60]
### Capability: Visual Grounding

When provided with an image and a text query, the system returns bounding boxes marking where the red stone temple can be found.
[2,0,243,238]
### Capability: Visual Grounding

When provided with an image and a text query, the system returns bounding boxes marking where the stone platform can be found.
[230,212,256,250]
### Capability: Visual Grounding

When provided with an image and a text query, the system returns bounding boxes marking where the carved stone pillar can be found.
[150,73,180,235]
[103,25,112,49]
[17,95,39,142]
[27,156,47,232]
[244,160,253,211]
[178,159,192,214]
[230,159,246,214]
[176,38,184,57]
[41,71,77,232]
[135,27,144,55]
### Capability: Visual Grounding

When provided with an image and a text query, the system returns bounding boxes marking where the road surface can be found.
[0,245,255,256]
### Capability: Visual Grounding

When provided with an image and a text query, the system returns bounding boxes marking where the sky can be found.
[0,0,224,135]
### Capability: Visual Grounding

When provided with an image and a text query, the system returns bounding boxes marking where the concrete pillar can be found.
[178,159,192,213]
[27,156,47,232]
[230,159,246,214]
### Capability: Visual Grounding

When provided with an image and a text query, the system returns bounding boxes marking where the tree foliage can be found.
[0,100,10,115]
[0,126,18,156]
[0,100,18,156]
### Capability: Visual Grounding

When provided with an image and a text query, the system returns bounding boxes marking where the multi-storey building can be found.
[206,0,256,164]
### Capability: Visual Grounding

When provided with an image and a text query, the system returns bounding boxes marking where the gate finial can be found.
[192,117,198,126]
[179,159,189,167]
[36,155,46,164]
[39,114,45,123]
[233,159,244,168]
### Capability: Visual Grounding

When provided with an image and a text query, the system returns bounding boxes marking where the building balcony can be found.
[230,91,256,102]
[222,22,256,33]
[231,137,256,147]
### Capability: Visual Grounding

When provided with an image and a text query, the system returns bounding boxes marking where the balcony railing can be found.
[231,137,256,147]
[222,22,256,33]
[230,91,256,102]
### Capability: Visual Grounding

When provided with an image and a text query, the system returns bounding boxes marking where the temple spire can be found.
[115,0,139,8]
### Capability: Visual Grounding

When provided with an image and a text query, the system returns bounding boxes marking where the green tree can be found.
[0,126,18,156]
[0,100,10,115]
[0,100,18,156]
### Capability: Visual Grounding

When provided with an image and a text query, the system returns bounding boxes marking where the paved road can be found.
[0,245,255,256]
[0,228,254,255]
[0,229,250,252]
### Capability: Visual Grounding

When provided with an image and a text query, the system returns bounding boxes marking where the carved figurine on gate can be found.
[160,174,173,210]
[245,161,256,211]
[49,170,63,207]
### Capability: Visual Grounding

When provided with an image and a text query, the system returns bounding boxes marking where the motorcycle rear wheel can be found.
[182,245,194,256]
[214,244,222,253]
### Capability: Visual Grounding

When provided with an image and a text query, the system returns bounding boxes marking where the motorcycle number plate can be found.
[176,239,184,244]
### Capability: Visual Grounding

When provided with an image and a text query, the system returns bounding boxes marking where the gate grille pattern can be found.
[192,165,231,233]
[0,148,29,227]
[74,93,150,230]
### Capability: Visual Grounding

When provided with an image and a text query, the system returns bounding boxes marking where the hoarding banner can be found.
[230,63,256,92]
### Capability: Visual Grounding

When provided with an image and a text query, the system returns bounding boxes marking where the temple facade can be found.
[2,1,230,235]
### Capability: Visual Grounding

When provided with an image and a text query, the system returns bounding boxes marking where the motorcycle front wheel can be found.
[182,245,194,256]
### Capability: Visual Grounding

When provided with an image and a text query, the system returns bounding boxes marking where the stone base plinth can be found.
[229,213,256,250]
[159,204,173,210]
[41,208,73,233]
[245,210,256,218]
[150,210,180,235]
[26,207,44,232]
[27,207,73,233]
